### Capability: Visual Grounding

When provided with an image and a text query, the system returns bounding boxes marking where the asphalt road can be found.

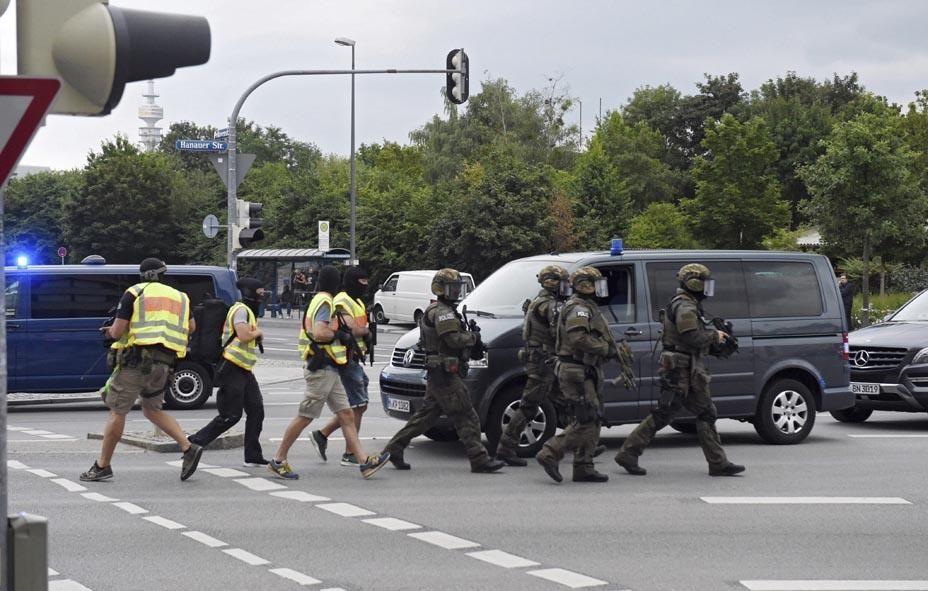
[7,318,928,591]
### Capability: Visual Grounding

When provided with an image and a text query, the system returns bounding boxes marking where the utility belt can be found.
[109,345,176,374]
[555,359,590,383]
[425,353,466,377]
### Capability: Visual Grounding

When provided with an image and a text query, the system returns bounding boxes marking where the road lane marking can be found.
[223,548,271,566]
[269,568,322,586]
[527,568,609,588]
[7,460,29,469]
[183,531,227,548]
[467,549,540,568]
[741,581,928,590]
[165,460,218,469]
[316,502,376,517]
[362,517,421,531]
[408,531,480,550]
[50,479,86,493]
[143,516,186,530]
[203,468,250,478]
[269,490,330,502]
[7,426,29,431]
[7,439,78,442]
[235,478,288,492]
[48,568,59,576]
[42,434,76,440]
[112,502,147,515]
[81,493,118,503]
[28,469,57,478]
[24,430,53,435]
[49,580,93,591]
[701,497,911,505]
[848,434,928,438]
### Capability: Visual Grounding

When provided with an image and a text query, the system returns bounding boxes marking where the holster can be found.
[306,343,328,372]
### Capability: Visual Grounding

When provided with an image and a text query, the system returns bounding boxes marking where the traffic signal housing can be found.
[234,199,264,249]
[16,0,210,115]
[445,49,469,105]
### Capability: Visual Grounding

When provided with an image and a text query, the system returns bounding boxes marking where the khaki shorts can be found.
[299,366,350,418]
[103,364,170,414]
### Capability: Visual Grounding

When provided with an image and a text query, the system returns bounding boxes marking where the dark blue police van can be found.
[5,259,238,408]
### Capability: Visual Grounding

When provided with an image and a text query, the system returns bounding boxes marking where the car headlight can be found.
[913,347,928,365]
[469,352,488,368]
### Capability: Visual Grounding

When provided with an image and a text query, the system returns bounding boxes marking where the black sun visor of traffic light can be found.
[17,1,211,115]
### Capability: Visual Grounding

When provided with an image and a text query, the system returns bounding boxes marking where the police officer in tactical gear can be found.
[189,277,268,468]
[496,265,569,466]
[383,269,505,473]
[536,266,613,483]
[615,263,745,477]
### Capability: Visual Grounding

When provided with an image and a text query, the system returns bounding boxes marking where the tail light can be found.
[841,332,849,361]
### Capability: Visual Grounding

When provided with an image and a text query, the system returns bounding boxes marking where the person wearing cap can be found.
[80,258,203,482]
[189,277,268,468]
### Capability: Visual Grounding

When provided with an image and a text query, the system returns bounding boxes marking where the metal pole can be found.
[578,98,582,150]
[349,45,357,265]
[0,184,9,591]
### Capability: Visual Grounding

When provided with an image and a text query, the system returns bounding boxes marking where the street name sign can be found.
[175,139,228,152]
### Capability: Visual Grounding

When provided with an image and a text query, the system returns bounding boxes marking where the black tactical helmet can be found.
[236,277,264,301]
[139,257,167,282]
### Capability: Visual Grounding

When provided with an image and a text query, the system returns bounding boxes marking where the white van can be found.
[373,270,475,325]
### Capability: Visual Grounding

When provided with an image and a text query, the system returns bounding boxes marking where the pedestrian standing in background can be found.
[839,273,854,330]
[281,284,294,318]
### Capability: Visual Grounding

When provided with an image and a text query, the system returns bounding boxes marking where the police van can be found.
[379,245,853,454]
[5,258,238,409]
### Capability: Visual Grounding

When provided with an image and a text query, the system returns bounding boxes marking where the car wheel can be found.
[486,385,557,458]
[753,378,816,444]
[373,305,389,324]
[424,427,458,442]
[165,361,213,410]
[830,406,873,423]
[670,421,697,434]
[413,309,424,325]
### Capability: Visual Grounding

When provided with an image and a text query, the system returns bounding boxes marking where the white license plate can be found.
[851,382,880,395]
[386,397,410,413]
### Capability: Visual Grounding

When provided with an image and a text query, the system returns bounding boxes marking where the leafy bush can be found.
[852,292,918,328]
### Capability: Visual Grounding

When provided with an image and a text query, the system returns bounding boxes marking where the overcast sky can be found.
[3,0,928,171]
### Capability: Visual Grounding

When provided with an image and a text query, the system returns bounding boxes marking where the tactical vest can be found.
[334,291,368,355]
[222,302,258,370]
[661,291,702,355]
[298,293,348,365]
[556,295,609,365]
[111,282,189,358]
[522,289,558,352]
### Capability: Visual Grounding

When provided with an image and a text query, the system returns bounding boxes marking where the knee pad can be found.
[651,407,672,429]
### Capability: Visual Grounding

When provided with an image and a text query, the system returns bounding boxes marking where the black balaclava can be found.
[317,266,341,295]
[236,277,264,317]
[343,266,369,300]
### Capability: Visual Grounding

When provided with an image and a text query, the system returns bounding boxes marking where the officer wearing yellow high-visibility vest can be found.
[190,278,268,469]
[308,266,373,467]
[81,258,203,483]
[268,265,389,480]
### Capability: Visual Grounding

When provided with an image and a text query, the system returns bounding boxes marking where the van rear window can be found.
[744,261,823,317]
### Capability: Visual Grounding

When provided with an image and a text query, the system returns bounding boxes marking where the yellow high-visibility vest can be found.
[112,282,189,358]
[223,302,258,370]
[298,292,347,365]
[334,292,368,356]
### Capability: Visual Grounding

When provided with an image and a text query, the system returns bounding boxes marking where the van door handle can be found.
[624,327,643,337]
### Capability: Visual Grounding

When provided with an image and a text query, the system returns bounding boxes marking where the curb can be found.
[87,430,245,453]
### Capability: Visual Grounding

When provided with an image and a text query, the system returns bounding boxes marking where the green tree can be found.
[4,170,81,264]
[570,137,630,250]
[800,111,927,325]
[683,114,789,248]
[627,203,697,249]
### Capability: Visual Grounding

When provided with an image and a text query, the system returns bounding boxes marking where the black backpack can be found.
[188,296,231,364]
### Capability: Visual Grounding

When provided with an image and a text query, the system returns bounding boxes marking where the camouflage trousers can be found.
[498,360,556,451]
[539,362,600,472]
[620,352,728,468]
[385,368,490,467]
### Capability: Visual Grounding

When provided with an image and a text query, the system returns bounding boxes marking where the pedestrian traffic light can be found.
[16,0,211,115]
[234,199,264,249]
[445,49,469,105]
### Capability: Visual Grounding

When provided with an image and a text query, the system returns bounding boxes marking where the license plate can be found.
[851,382,880,395]
[386,397,410,413]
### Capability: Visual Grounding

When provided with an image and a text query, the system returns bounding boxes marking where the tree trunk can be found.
[880,271,886,298]
[861,233,871,327]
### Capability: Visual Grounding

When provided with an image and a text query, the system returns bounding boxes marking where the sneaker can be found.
[267,458,299,480]
[309,430,328,462]
[359,452,390,479]
[180,443,204,481]
[79,461,113,482]
[340,453,359,467]
[388,451,411,470]
[243,458,270,467]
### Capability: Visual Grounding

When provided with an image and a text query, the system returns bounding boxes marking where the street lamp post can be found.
[335,37,357,265]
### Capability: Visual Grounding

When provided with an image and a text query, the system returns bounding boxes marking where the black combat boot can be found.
[614,450,647,475]
[535,451,563,483]
[572,465,609,482]
[709,462,745,476]
[387,450,411,470]
[496,445,528,467]
[471,458,505,473]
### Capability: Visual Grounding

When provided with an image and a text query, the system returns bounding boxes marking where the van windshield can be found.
[890,290,928,321]
[460,260,561,318]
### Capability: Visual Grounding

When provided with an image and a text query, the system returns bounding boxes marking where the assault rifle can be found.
[366,309,377,365]
[461,305,486,360]
[334,309,366,363]
[603,330,636,390]
[708,317,738,358]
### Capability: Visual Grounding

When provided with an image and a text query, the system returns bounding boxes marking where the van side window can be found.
[163,275,216,309]
[382,276,398,292]
[646,261,749,319]
[5,277,21,318]
[744,261,823,317]
[30,274,131,319]
[594,266,635,323]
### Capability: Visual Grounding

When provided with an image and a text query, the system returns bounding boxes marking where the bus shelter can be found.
[236,247,351,316]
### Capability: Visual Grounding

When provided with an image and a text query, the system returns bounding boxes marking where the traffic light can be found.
[16,0,210,115]
[233,199,264,249]
[445,49,469,105]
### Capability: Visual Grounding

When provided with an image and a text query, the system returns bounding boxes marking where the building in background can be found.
[138,80,163,152]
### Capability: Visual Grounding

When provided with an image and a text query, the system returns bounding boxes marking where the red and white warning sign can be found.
[0,77,60,187]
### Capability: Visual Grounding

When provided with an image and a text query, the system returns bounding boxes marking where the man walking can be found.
[189,278,268,468]
[614,264,745,477]
[382,269,504,474]
[267,266,389,480]
[80,258,203,482]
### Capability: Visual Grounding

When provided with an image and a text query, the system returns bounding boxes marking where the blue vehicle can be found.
[5,260,239,409]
